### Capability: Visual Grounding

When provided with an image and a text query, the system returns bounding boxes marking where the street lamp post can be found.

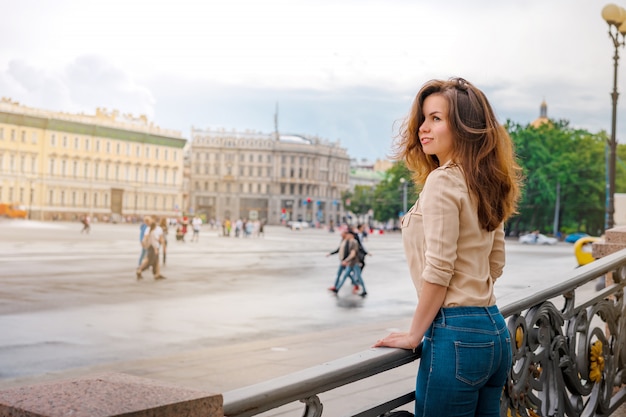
[399,178,408,215]
[602,4,626,230]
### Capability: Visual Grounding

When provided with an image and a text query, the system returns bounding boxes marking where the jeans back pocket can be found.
[454,341,494,386]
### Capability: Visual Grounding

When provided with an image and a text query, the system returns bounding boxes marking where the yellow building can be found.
[0,98,186,221]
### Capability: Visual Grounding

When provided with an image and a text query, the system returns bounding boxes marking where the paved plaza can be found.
[0,219,602,415]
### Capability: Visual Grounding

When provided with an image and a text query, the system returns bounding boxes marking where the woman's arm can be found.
[373,281,447,350]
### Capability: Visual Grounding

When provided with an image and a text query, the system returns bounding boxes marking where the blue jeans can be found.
[415,305,511,417]
[336,264,366,293]
[138,248,147,266]
[333,264,347,288]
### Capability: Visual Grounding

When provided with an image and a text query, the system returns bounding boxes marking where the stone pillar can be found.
[0,373,222,417]
[592,226,626,294]
[592,226,626,259]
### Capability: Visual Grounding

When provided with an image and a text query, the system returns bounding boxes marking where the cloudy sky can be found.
[0,0,619,161]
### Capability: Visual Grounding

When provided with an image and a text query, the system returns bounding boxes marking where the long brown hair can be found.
[393,77,522,231]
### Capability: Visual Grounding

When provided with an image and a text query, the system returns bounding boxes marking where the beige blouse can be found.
[401,162,505,307]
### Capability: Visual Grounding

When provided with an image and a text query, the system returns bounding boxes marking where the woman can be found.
[374,78,522,417]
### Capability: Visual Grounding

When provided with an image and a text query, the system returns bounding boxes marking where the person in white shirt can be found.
[191,216,202,242]
[136,218,166,280]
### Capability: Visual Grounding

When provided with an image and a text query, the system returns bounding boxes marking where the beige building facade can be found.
[0,98,186,221]
[189,128,350,225]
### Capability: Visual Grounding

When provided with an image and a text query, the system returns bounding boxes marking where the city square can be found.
[0,219,579,392]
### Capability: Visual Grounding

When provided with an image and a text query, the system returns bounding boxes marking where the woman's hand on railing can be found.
[373,331,419,351]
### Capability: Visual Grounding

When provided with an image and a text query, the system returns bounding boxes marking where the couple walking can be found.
[327,227,368,297]
[136,216,166,280]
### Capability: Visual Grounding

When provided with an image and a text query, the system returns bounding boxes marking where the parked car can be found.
[565,232,590,244]
[518,233,558,245]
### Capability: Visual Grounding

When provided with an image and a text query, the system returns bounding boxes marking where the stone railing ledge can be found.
[0,372,222,417]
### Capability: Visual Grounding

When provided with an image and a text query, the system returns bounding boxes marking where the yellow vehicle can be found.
[574,236,600,266]
[0,203,27,219]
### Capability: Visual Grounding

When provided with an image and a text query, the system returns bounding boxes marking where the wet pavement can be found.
[0,219,593,413]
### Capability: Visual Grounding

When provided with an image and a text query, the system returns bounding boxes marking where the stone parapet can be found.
[592,226,626,259]
[0,373,222,417]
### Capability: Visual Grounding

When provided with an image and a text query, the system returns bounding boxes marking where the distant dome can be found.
[531,99,551,128]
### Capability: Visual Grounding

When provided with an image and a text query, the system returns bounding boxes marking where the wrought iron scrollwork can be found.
[300,395,323,417]
[502,278,626,417]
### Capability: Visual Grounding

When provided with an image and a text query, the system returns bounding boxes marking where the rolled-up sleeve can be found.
[489,224,505,282]
[420,170,461,287]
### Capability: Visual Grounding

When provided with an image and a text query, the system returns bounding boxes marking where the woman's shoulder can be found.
[425,163,466,189]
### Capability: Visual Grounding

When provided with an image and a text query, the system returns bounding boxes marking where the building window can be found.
[144,167,149,183]
[106,141,110,153]
[126,144,130,156]
[136,145,140,157]
[61,160,66,176]
[73,161,78,177]
[31,156,37,173]
[60,191,65,205]
[21,131,26,143]
[20,156,25,173]
[116,143,120,154]
[0,128,3,139]
[145,146,150,158]
[94,163,99,179]
[84,162,89,179]
[49,159,55,175]
[155,148,159,159]
[94,193,98,208]
[96,140,100,152]
[62,136,67,148]
[72,191,76,206]
[49,190,54,205]
[74,137,79,149]
[154,167,158,183]
[10,129,15,141]
[85,138,90,150]
[164,149,168,160]
[51,134,56,146]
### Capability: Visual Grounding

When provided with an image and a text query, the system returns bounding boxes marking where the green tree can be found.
[371,161,417,222]
[508,120,605,235]
[341,185,375,217]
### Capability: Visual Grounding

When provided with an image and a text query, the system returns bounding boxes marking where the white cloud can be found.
[0,0,624,159]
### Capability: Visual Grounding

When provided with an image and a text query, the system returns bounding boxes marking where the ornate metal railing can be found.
[223,248,626,417]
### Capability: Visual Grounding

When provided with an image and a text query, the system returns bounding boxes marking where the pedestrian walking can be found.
[136,218,166,280]
[326,229,358,293]
[331,230,367,297]
[138,216,151,266]
[191,216,202,242]
[374,77,522,416]
[80,215,91,234]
